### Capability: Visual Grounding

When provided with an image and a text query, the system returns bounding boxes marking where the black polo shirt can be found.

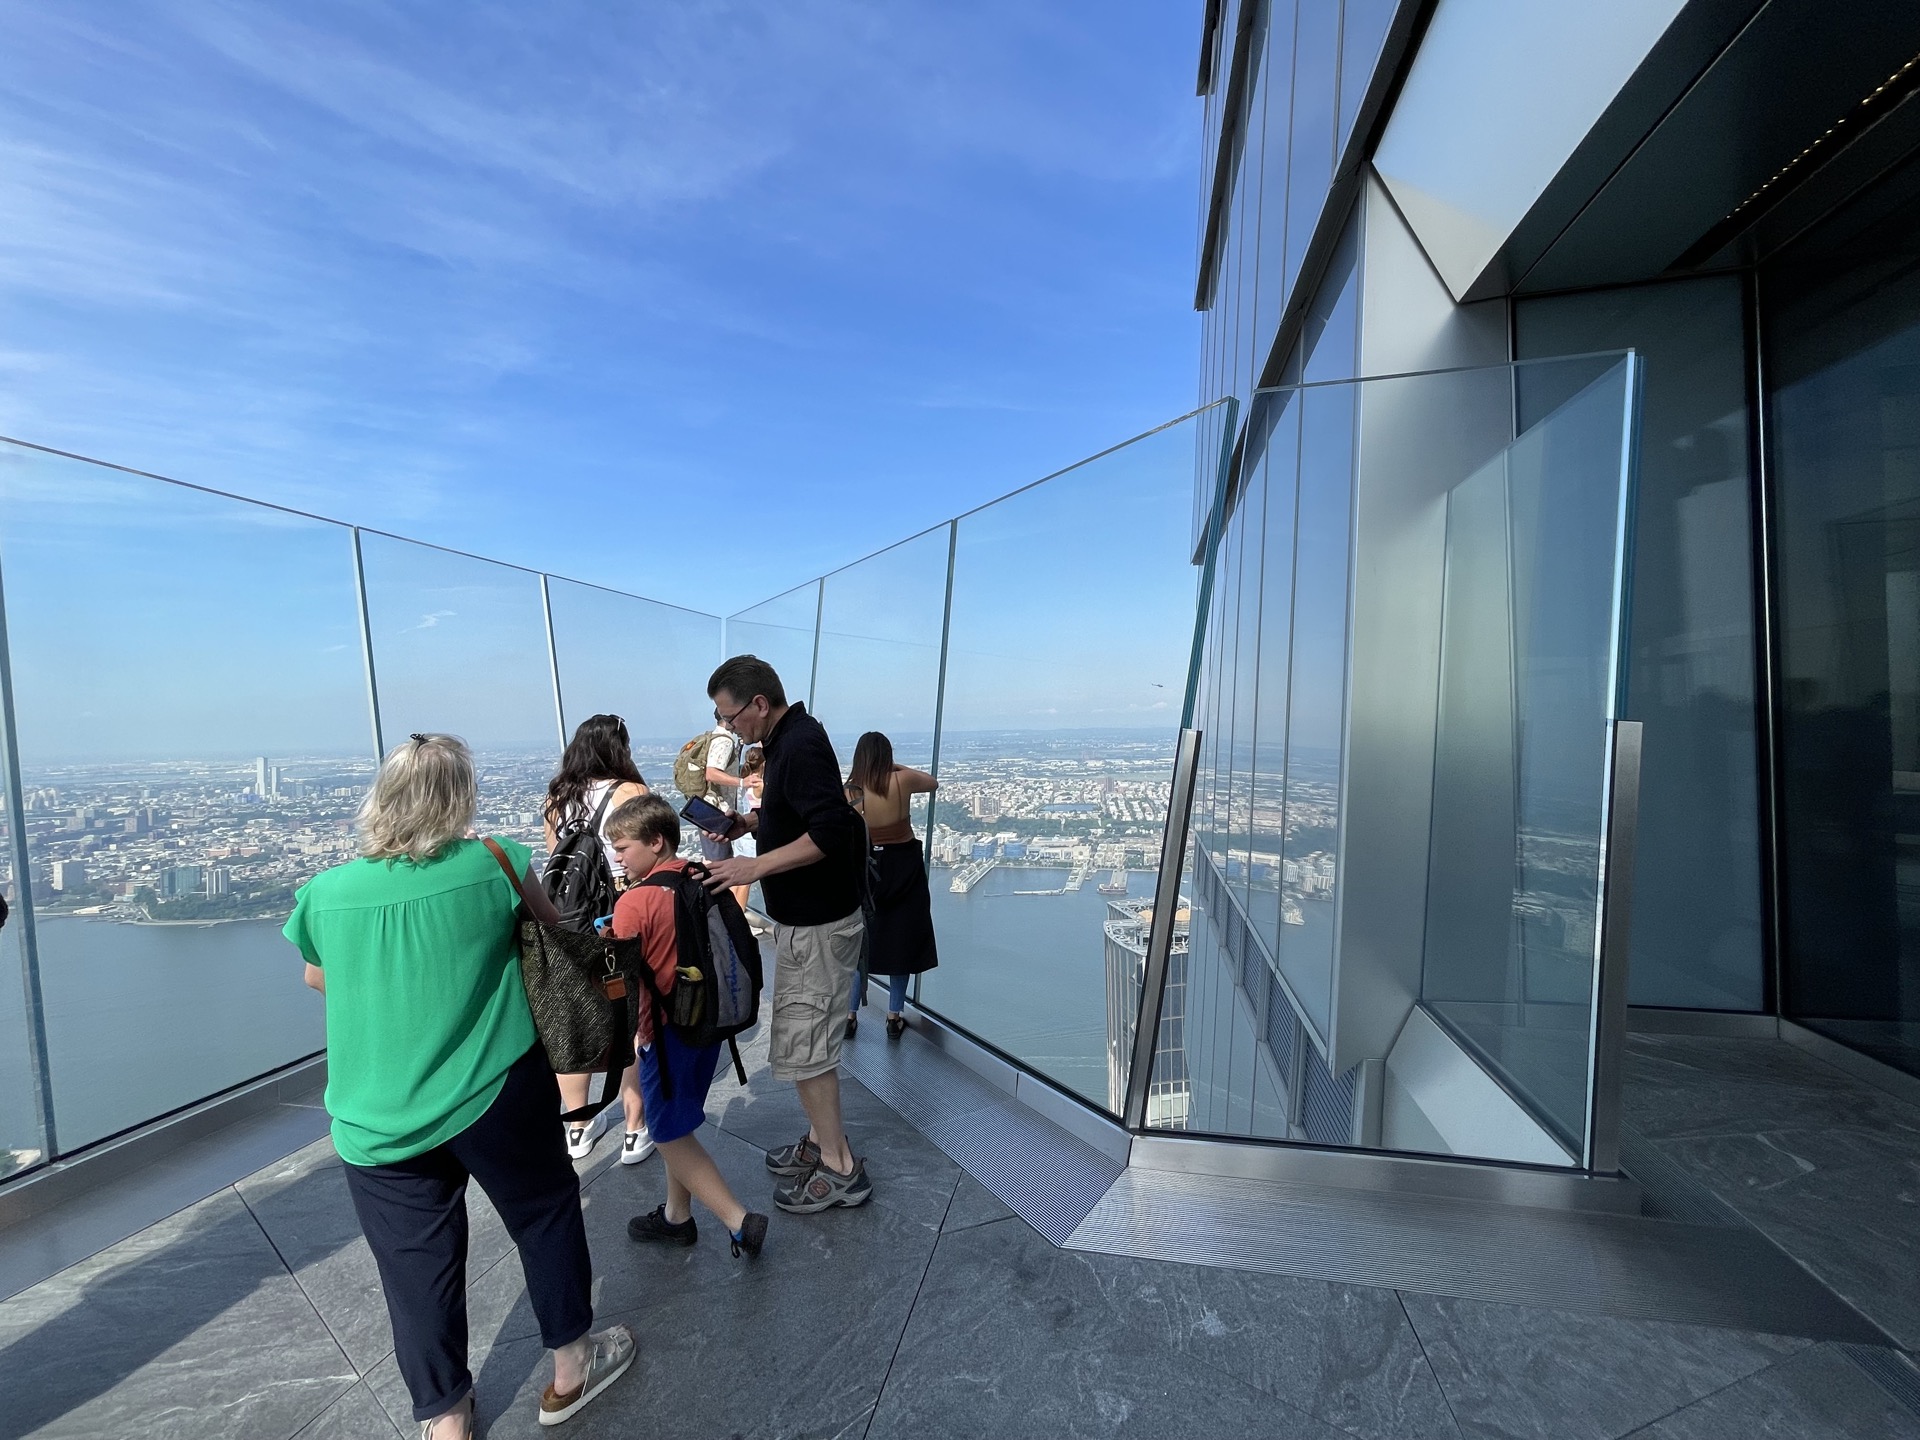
[755,702,863,926]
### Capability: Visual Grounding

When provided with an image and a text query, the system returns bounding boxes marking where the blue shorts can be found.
[636,1029,722,1144]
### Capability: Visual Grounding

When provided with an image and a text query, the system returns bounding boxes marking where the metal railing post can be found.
[0,545,58,1162]
[350,528,385,760]
[807,579,825,711]
[913,521,960,1008]
[1124,727,1203,1131]
[540,573,567,748]
[1585,718,1642,1172]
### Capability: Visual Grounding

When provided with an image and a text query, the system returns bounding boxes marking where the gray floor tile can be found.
[291,1378,402,1439]
[1399,1293,1808,1440]
[867,1218,1352,1440]
[1631,1344,1920,1439]
[1623,1035,1920,1142]
[943,1173,1018,1233]
[0,1102,332,1304]
[1649,1131,1920,1348]
[0,1189,356,1440]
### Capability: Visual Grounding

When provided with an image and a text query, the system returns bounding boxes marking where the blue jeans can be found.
[851,972,910,1013]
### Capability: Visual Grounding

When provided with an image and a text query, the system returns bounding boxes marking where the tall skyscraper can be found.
[254,756,269,797]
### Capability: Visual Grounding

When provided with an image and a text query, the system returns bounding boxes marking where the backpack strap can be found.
[727,1035,747,1086]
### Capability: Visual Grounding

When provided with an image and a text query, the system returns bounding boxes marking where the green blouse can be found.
[284,836,537,1166]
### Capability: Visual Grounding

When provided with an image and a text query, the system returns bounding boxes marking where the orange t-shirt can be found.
[611,857,687,1047]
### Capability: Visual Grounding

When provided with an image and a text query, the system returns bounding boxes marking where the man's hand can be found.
[718,813,754,842]
[702,855,760,891]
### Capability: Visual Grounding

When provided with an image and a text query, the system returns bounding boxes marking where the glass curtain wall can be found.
[1194,0,1385,550]
[545,580,722,793]
[1516,278,1764,1012]
[0,443,364,1152]
[1766,148,1920,1078]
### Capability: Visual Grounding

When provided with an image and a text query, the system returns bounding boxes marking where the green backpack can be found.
[673,731,714,799]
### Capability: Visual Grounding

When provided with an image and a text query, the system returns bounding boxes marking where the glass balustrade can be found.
[0,440,728,1178]
[544,578,722,798]
[0,442,364,1152]
[1148,356,1640,1169]
[809,526,951,850]
[724,581,822,710]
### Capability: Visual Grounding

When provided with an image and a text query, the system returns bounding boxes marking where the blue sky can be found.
[0,1,1204,607]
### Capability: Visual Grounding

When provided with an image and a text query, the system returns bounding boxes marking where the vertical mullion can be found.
[351,527,385,761]
[914,520,960,1008]
[0,544,57,1161]
[540,573,567,749]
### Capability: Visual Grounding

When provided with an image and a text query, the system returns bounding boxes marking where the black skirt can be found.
[866,838,939,977]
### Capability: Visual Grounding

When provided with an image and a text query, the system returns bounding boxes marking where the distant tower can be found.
[269,766,281,799]
[255,756,269,796]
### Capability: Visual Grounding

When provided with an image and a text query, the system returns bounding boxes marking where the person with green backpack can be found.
[672,715,745,863]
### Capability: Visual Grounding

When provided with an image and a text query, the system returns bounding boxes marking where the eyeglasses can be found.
[714,697,756,728]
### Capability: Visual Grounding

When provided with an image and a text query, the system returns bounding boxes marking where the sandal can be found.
[539,1324,636,1427]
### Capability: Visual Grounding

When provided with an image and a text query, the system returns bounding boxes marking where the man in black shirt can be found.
[701,655,872,1213]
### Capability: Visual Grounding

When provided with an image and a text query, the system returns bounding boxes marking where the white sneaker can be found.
[620,1128,656,1166]
[564,1104,620,1161]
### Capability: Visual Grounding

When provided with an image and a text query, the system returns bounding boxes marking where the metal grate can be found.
[1301,1047,1357,1146]
[1618,1129,1748,1228]
[1843,1346,1920,1419]
[923,1102,1123,1246]
[1263,977,1295,1089]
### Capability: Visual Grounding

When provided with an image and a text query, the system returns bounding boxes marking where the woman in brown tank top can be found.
[845,732,939,1039]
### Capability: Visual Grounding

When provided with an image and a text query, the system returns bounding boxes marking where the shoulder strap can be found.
[588,785,616,833]
[481,838,528,913]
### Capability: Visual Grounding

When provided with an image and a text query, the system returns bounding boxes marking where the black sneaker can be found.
[730,1211,769,1258]
[774,1157,873,1213]
[845,1012,859,1038]
[626,1205,698,1246]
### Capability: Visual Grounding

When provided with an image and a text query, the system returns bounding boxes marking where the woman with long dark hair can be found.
[845,731,938,1039]
[543,714,652,1164]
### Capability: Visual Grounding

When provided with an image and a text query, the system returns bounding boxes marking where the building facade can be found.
[1177,0,1920,1160]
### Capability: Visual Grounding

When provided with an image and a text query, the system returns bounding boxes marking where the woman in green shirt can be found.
[285,733,633,1438]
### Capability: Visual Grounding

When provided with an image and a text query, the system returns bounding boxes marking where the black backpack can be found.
[542,790,618,933]
[634,861,763,1092]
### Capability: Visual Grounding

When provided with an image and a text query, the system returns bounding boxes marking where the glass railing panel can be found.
[0,442,363,1152]
[357,534,556,856]
[725,581,821,709]
[0,713,45,1177]
[810,526,950,842]
[544,579,721,798]
[1146,357,1639,1166]
[917,417,1202,1112]
[1423,358,1637,1154]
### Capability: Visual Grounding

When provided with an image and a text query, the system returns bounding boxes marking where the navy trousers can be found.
[343,1046,594,1421]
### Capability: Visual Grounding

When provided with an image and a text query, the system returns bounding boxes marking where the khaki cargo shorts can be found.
[768,909,866,1083]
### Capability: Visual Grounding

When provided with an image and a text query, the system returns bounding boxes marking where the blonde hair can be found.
[356,733,477,862]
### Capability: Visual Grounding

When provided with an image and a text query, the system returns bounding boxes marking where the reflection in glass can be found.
[359,534,556,857]
[725,581,821,710]
[1516,277,1763,1010]
[1285,0,1339,299]
[1768,152,1920,1077]
[546,579,721,795]
[0,443,363,1151]
[1275,381,1355,1044]
[1422,362,1635,1154]
[1336,0,1397,149]
[1248,394,1300,960]
[917,419,1201,1111]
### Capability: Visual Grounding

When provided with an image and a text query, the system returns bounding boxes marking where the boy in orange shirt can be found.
[603,794,768,1258]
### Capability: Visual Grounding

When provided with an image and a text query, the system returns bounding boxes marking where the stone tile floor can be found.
[1,1024,1918,1439]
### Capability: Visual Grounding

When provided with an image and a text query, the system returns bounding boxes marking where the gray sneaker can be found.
[765,1134,820,1178]
[774,1156,872,1213]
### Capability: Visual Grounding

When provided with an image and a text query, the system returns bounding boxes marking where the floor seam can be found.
[1611,1347,1809,1439]
[232,1180,365,1383]
[860,1173,960,1440]
[1394,1290,1465,1440]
